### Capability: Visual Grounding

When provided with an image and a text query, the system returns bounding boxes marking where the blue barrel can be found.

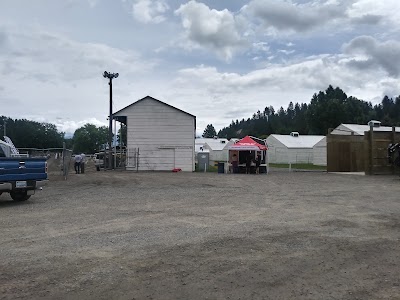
[217,162,225,173]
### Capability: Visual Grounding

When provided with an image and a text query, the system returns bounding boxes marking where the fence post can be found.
[369,125,374,175]
[136,148,139,173]
[392,126,396,174]
[62,142,67,180]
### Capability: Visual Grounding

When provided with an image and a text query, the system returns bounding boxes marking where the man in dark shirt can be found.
[255,153,261,174]
[246,154,252,174]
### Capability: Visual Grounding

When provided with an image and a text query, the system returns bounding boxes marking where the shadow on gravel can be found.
[0,198,32,207]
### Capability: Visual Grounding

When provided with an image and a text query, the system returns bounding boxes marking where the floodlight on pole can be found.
[103,71,119,170]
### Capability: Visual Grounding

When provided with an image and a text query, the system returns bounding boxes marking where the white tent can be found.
[266,132,326,165]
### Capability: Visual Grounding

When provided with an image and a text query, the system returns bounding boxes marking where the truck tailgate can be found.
[0,158,47,182]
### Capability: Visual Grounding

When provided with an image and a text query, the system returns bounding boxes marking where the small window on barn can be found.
[367,120,381,128]
[290,132,299,137]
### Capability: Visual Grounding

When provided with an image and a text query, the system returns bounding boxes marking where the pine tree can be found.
[202,124,217,138]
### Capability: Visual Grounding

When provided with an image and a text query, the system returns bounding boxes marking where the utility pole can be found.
[103,71,119,170]
[3,119,6,136]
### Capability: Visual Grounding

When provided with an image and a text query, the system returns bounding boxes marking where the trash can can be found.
[217,162,225,174]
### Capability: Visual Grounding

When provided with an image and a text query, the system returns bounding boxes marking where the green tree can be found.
[217,85,400,138]
[203,124,217,138]
[0,116,64,148]
[306,86,348,134]
[72,124,108,153]
[118,124,127,146]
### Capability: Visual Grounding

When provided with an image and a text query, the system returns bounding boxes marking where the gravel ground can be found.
[1,169,400,300]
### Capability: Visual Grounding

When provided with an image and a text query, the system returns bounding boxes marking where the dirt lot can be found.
[1,169,400,300]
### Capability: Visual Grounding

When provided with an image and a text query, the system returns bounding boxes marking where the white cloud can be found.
[348,0,400,26]
[131,0,169,24]
[252,42,270,53]
[343,36,400,77]
[0,24,158,134]
[242,0,349,33]
[54,118,107,134]
[168,40,400,130]
[175,0,244,61]
[1,0,400,135]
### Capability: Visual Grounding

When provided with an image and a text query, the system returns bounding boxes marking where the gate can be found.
[126,148,139,170]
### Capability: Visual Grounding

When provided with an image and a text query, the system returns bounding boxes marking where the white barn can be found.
[113,96,196,171]
[266,132,326,165]
[195,137,234,165]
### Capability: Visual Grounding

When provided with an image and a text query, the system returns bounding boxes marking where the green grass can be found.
[269,163,326,170]
[195,164,218,172]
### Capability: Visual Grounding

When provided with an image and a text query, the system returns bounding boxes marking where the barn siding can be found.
[114,97,195,171]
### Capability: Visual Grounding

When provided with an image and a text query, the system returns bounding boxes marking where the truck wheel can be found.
[10,191,31,202]
[96,166,100,171]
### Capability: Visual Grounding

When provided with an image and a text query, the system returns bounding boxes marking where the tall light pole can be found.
[103,71,119,170]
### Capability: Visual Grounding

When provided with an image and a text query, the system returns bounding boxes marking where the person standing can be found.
[231,153,239,174]
[74,154,82,174]
[80,153,86,174]
[246,153,252,174]
[255,153,261,174]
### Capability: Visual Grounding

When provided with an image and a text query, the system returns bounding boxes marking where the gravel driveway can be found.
[1,170,400,299]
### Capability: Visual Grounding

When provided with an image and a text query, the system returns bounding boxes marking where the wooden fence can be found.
[365,129,400,175]
[327,127,400,174]
[327,133,365,172]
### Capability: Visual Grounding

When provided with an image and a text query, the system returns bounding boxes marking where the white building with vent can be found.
[195,137,235,165]
[330,120,400,135]
[113,96,196,171]
[266,132,326,165]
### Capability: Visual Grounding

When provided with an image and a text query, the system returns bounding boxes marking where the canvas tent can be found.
[227,136,268,173]
[266,133,326,165]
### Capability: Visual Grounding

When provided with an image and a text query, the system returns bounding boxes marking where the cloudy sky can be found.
[1,0,400,136]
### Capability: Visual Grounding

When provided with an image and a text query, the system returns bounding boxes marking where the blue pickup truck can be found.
[0,139,48,201]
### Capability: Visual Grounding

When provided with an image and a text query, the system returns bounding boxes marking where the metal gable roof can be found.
[268,134,325,148]
[195,138,230,151]
[113,95,196,118]
[332,124,400,136]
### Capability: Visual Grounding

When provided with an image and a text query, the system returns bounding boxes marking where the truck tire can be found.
[96,166,100,171]
[10,191,31,201]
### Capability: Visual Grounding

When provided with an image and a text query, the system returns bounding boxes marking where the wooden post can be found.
[369,125,374,175]
[136,148,139,173]
[62,142,67,180]
[392,126,396,174]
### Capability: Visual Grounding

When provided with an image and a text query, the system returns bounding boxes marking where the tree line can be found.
[4,85,400,152]
[0,116,65,149]
[0,116,127,154]
[217,85,400,139]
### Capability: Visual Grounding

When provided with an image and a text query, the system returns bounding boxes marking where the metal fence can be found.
[18,145,73,180]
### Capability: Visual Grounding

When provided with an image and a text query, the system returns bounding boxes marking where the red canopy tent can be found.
[227,136,268,174]
[228,136,268,151]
